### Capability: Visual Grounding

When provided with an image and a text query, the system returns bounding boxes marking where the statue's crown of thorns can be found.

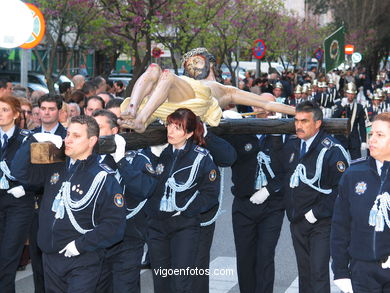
[181,48,216,65]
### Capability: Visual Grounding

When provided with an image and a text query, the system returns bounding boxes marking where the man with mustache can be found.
[280,101,349,293]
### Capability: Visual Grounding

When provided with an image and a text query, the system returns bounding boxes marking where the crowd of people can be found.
[0,57,389,293]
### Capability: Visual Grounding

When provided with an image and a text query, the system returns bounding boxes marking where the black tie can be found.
[1,134,8,151]
[300,141,306,158]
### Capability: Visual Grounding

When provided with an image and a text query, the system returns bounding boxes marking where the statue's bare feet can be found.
[120,101,138,120]
[117,118,147,133]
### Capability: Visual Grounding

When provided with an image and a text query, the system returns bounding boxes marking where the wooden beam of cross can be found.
[31,118,349,164]
[119,118,349,150]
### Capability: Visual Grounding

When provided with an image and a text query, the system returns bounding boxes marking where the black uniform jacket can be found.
[11,136,126,254]
[280,129,349,222]
[331,158,390,279]
[146,140,220,219]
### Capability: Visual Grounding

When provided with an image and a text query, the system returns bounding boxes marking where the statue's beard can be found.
[184,59,210,80]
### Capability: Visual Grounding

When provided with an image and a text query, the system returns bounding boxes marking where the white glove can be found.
[341,98,348,108]
[150,143,168,157]
[249,187,270,205]
[360,142,368,151]
[382,256,390,269]
[334,278,353,293]
[222,110,243,119]
[305,209,317,224]
[7,185,26,198]
[33,133,63,149]
[112,134,126,163]
[203,123,208,137]
[59,240,80,258]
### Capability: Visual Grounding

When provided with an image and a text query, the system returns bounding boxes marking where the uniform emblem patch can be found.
[114,193,124,207]
[244,143,252,152]
[355,182,367,195]
[209,169,217,181]
[336,161,346,172]
[50,173,60,185]
[289,153,295,163]
[156,164,164,175]
[145,163,155,174]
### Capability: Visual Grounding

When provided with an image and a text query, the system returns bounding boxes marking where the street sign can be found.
[0,0,34,48]
[352,52,362,63]
[345,44,354,55]
[314,48,324,60]
[152,47,163,58]
[252,39,266,60]
[20,4,46,49]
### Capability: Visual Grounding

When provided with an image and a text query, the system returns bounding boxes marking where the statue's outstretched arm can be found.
[202,80,295,116]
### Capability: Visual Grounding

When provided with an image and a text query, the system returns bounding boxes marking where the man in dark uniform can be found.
[332,112,390,293]
[30,94,67,293]
[281,101,349,293]
[333,82,367,160]
[12,116,126,293]
[93,109,157,293]
[223,93,285,293]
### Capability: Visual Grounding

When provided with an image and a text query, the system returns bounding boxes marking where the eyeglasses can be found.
[22,110,32,115]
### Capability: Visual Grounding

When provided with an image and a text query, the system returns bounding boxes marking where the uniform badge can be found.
[71,184,83,195]
[209,169,217,181]
[156,164,164,175]
[145,163,155,174]
[244,143,252,152]
[321,138,333,149]
[50,173,60,185]
[289,153,295,163]
[336,161,346,172]
[355,182,367,195]
[114,193,124,207]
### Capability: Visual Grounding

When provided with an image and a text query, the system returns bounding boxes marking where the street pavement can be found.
[16,168,341,293]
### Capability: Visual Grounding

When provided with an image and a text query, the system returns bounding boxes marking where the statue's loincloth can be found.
[121,75,222,126]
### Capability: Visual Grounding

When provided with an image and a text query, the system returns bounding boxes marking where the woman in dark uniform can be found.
[146,108,220,293]
[0,95,34,292]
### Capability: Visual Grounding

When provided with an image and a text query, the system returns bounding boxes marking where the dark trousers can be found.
[193,206,217,293]
[97,240,144,293]
[42,250,103,293]
[0,195,34,293]
[30,210,45,293]
[290,217,331,293]
[97,212,147,293]
[148,215,201,293]
[351,259,390,293]
[232,197,284,293]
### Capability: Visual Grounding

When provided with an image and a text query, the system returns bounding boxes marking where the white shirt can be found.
[41,123,59,134]
[376,160,383,176]
[0,126,15,146]
[302,131,319,151]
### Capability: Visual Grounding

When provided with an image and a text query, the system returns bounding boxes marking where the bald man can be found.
[222,93,286,293]
[72,74,85,90]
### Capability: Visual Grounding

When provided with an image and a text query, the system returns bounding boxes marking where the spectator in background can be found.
[244,71,254,88]
[105,98,123,118]
[59,102,70,128]
[250,78,262,95]
[71,74,85,90]
[114,81,125,98]
[0,79,13,97]
[84,95,105,116]
[30,90,46,105]
[69,90,86,114]
[18,97,34,129]
[12,85,29,99]
[78,63,89,77]
[59,82,72,102]
[31,104,41,128]
[81,81,97,98]
[94,76,107,95]
[98,92,115,106]
[68,103,81,118]
[236,81,252,113]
